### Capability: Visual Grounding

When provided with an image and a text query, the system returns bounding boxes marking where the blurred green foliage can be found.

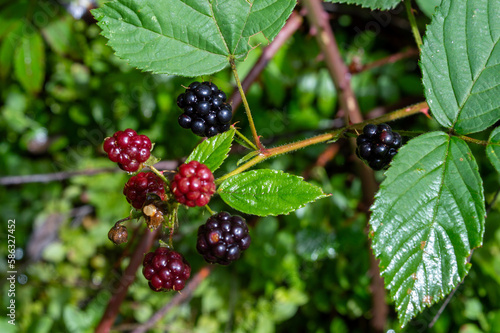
[0,1,499,332]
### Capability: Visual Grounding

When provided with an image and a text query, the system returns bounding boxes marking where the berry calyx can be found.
[108,223,128,245]
[142,247,191,292]
[170,161,216,207]
[123,172,166,209]
[356,123,402,171]
[176,81,232,137]
[103,129,152,172]
[196,212,251,265]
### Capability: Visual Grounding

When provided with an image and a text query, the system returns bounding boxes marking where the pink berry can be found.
[170,161,216,207]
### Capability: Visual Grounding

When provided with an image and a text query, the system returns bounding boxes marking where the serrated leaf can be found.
[487,126,500,173]
[370,131,485,326]
[415,0,442,17]
[323,0,401,10]
[186,127,235,172]
[91,0,296,77]
[421,0,500,134]
[218,169,328,216]
[14,32,45,94]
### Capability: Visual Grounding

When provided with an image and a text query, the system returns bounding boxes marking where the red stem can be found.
[96,227,160,333]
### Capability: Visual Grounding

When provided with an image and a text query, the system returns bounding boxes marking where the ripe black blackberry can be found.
[196,212,251,265]
[356,123,402,170]
[176,81,232,137]
[142,247,191,292]
[103,129,152,172]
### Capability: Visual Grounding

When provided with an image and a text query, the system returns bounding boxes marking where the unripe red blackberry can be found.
[108,224,128,245]
[170,161,216,207]
[356,123,402,170]
[123,172,166,209]
[176,81,232,137]
[142,247,191,292]
[196,212,251,265]
[103,129,152,172]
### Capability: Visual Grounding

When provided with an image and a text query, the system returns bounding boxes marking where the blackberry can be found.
[142,247,191,292]
[103,129,152,172]
[356,123,402,170]
[123,172,166,209]
[196,212,251,265]
[176,81,232,137]
[170,161,216,207]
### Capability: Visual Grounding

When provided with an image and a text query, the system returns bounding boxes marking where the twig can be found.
[131,266,213,333]
[0,160,179,186]
[405,0,423,51]
[96,227,160,333]
[228,11,303,112]
[349,48,419,74]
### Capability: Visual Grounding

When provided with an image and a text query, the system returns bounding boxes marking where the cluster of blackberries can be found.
[356,123,402,170]
[103,129,152,172]
[176,81,232,137]
[142,247,191,292]
[196,212,251,265]
[123,172,166,209]
[170,161,216,207]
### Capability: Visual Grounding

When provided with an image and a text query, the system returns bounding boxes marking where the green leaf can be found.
[186,127,235,172]
[415,0,442,17]
[218,169,328,216]
[0,24,23,80]
[323,0,401,10]
[421,0,500,134]
[92,0,296,76]
[370,132,485,326]
[14,32,45,94]
[487,127,500,173]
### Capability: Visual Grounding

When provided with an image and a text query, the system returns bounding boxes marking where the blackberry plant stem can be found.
[230,58,264,150]
[149,165,170,187]
[234,128,258,150]
[215,102,428,185]
[405,0,423,51]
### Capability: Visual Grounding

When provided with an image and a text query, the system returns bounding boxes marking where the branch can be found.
[228,11,303,112]
[349,48,419,74]
[96,227,160,333]
[131,266,213,333]
[0,160,179,186]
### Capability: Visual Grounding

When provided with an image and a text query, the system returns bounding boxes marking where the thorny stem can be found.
[455,135,489,146]
[230,58,264,149]
[234,128,258,151]
[405,0,423,51]
[215,102,428,185]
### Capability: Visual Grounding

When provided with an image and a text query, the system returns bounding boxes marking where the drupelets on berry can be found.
[176,81,232,137]
[123,172,166,209]
[196,212,251,265]
[356,123,402,170]
[170,161,216,207]
[103,129,152,172]
[142,247,191,292]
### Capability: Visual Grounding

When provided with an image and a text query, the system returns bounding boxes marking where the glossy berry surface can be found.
[170,161,216,207]
[123,172,166,209]
[142,247,191,292]
[356,123,402,170]
[196,212,251,265]
[176,81,232,137]
[103,129,152,172]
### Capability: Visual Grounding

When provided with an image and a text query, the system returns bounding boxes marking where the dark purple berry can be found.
[191,118,206,136]
[142,247,191,292]
[178,114,192,129]
[363,124,378,138]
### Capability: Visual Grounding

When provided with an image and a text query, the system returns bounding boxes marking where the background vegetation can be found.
[1,0,499,332]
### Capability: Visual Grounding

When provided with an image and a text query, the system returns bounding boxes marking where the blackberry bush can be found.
[356,123,402,170]
[123,172,166,209]
[142,247,191,292]
[170,160,216,207]
[103,129,152,172]
[176,81,232,137]
[196,212,251,265]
